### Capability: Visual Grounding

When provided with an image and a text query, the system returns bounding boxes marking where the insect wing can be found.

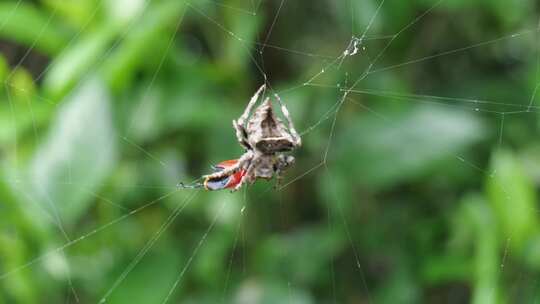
[204,170,245,190]
[205,159,245,190]
[205,175,234,190]
[213,159,239,171]
[226,170,245,189]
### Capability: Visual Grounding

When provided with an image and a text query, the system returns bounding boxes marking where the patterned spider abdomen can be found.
[248,98,295,154]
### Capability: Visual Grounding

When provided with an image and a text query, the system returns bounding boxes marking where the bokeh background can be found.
[1,0,540,303]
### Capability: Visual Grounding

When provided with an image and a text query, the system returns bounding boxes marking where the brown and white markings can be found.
[180,84,301,191]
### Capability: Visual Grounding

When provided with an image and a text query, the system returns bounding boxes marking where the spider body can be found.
[203,84,301,191]
[247,98,296,153]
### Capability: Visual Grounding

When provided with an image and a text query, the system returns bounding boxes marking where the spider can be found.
[180,84,301,191]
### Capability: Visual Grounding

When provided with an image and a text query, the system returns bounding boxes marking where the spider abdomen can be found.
[256,137,295,153]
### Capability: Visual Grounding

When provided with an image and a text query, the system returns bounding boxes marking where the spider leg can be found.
[203,151,253,180]
[177,181,203,189]
[274,93,302,147]
[236,84,266,126]
[233,120,251,150]
[232,84,266,150]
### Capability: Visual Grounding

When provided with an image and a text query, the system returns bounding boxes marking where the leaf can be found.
[486,149,538,252]
[42,0,101,29]
[0,68,51,148]
[42,25,119,100]
[235,280,314,304]
[0,2,70,55]
[255,226,345,285]
[521,144,540,185]
[103,0,147,26]
[459,194,500,304]
[220,1,261,73]
[8,68,36,100]
[28,78,117,225]
[105,245,183,304]
[0,55,8,85]
[485,0,532,28]
[334,105,486,189]
[0,233,39,303]
[102,0,186,91]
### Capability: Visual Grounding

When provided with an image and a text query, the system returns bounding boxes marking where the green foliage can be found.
[0,2,70,55]
[28,78,117,225]
[487,150,538,253]
[336,105,486,189]
[0,0,539,303]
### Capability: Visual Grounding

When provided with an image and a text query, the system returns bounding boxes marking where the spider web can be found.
[0,0,539,303]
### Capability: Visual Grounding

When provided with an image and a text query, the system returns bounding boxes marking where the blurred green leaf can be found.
[460,194,501,304]
[521,144,540,185]
[0,55,7,85]
[124,75,234,143]
[8,68,36,101]
[102,0,187,91]
[43,0,102,29]
[235,280,313,304]
[106,246,182,304]
[0,177,52,303]
[42,25,118,100]
[104,0,146,27]
[0,67,51,155]
[483,0,532,28]
[335,105,486,189]
[255,226,344,285]
[0,233,38,303]
[0,98,51,149]
[28,77,117,225]
[422,254,471,283]
[377,268,419,304]
[486,149,538,252]
[220,2,261,74]
[0,1,70,55]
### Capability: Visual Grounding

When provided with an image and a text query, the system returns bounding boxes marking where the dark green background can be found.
[0,0,539,303]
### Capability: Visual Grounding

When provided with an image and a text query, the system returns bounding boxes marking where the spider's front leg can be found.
[237,84,266,126]
[204,151,253,180]
[233,84,266,150]
[274,93,301,147]
[233,121,251,151]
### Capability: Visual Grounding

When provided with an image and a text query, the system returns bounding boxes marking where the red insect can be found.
[179,159,246,191]
[205,159,246,190]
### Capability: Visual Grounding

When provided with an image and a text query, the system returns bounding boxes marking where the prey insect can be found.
[178,160,246,191]
[179,84,301,191]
